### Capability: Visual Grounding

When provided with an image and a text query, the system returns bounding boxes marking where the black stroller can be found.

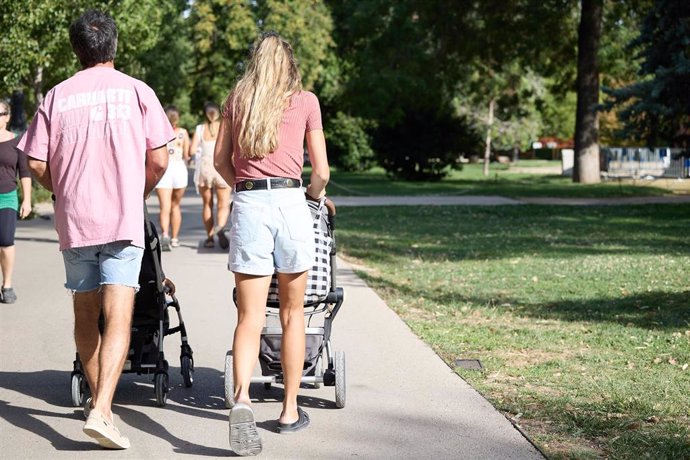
[224,198,346,408]
[70,209,194,407]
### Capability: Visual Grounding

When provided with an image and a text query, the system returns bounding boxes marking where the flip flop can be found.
[203,236,215,248]
[277,407,310,434]
[229,403,262,456]
[216,228,229,250]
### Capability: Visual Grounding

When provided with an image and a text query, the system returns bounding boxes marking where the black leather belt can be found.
[235,177,301,192]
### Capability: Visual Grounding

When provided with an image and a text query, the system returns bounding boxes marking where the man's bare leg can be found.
[74,289,102,404]
[92,284,135,422]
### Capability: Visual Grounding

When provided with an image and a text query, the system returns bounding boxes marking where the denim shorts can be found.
[228,187,315,276]
[62,241,144,292]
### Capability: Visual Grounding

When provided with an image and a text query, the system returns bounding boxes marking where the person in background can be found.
[156,105,189,251]
[0,100,31,303]
[215,31,330,456]
[190,102,231,249]
[19,10,172,450]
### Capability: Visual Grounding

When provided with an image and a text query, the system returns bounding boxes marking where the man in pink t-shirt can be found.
[17,10,172,450]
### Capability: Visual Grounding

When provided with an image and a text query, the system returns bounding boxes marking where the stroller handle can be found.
[324,197,336,217]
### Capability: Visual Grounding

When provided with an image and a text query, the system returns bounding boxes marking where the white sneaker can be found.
[83,397,93,420]
[83,408,130,449]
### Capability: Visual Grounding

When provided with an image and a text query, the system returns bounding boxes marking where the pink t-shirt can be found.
[17,66,174,250]
[223,91,322,182]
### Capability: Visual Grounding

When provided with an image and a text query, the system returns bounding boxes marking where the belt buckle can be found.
[285,178,294,187]
[245,180,254,190]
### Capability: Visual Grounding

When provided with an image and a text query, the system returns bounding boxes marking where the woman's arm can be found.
[305,129,329,199]
[214,117,235,185]
[18,177,31,219]
[189,125,200,165]
[182,129,191,163]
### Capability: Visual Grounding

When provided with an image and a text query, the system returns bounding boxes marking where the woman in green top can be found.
[0,100,32,303]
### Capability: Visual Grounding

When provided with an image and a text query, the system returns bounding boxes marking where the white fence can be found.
[603,147,690,179]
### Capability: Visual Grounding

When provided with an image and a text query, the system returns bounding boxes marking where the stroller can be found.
[224,198,346,408]
[70,208,194,408]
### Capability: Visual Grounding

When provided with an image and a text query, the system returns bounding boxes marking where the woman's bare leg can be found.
[232,273,271,405]
[155,188,172,237]
[0,245,15,288]
[276,271,307,424]
[199,186,214,238]
[170,188,185,240]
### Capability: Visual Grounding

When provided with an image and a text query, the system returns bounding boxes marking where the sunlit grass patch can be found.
[338,204,690,459]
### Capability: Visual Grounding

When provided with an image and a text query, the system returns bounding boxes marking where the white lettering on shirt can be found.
[56,89,134,121]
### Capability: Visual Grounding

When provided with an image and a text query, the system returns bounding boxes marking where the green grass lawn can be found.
[320,163,671,198]
[337,204,690,459]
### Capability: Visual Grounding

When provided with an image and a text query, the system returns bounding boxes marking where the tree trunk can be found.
[573,0,602,183]
[33,65,44,109]
[483,98,495,177]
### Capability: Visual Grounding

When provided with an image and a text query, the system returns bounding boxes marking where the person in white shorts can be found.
[215,32,330,456]
[190,102,230,249]
[156,106,189,250]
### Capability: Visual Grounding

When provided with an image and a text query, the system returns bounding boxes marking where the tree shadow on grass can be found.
[338,204,690,263]
[329,169,668,198]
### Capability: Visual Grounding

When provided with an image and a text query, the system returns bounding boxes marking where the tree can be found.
[605,0,690,146]
[259,0,335,91]
[573,0,603,183]
[413,0,579,174]
[327,0,480,180]
[188,0,257,112]
[0,0,168,111]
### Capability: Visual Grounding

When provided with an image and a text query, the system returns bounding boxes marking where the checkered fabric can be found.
[267,199,332,304]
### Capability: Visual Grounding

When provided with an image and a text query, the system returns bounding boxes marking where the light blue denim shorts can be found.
[62,241,144,292]
[228,187,315,276]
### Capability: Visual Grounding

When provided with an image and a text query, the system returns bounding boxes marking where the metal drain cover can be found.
[454,359,484,370]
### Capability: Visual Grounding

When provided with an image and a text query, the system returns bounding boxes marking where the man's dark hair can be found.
[69,10,118,68]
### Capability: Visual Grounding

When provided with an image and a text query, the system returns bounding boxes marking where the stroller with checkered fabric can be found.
[224,197,346,408]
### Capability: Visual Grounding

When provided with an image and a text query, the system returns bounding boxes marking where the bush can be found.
[325,112,376,172]
[373,110,481,181]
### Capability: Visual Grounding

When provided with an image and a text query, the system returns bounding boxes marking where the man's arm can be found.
[28,159,53,192]
[144,145,169,197]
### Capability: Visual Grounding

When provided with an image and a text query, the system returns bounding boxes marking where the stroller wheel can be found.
[334,351,346,409]
[224,351,234,409]
[181,355,194,388]
[70,372,86,407]
[154,372,168,407]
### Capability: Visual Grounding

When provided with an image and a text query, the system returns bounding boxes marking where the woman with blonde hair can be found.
[0,100,32,303]
[190,101,231,248]
[215,32,329,455]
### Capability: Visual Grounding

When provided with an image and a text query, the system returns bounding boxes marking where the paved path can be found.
[518,195,690,206]
[329,195,521,206]
[0,192,542,459]
[329,194,690,206]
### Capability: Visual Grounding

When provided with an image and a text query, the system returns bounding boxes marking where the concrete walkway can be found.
[329,194,690,206]
[0,192,543,459]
